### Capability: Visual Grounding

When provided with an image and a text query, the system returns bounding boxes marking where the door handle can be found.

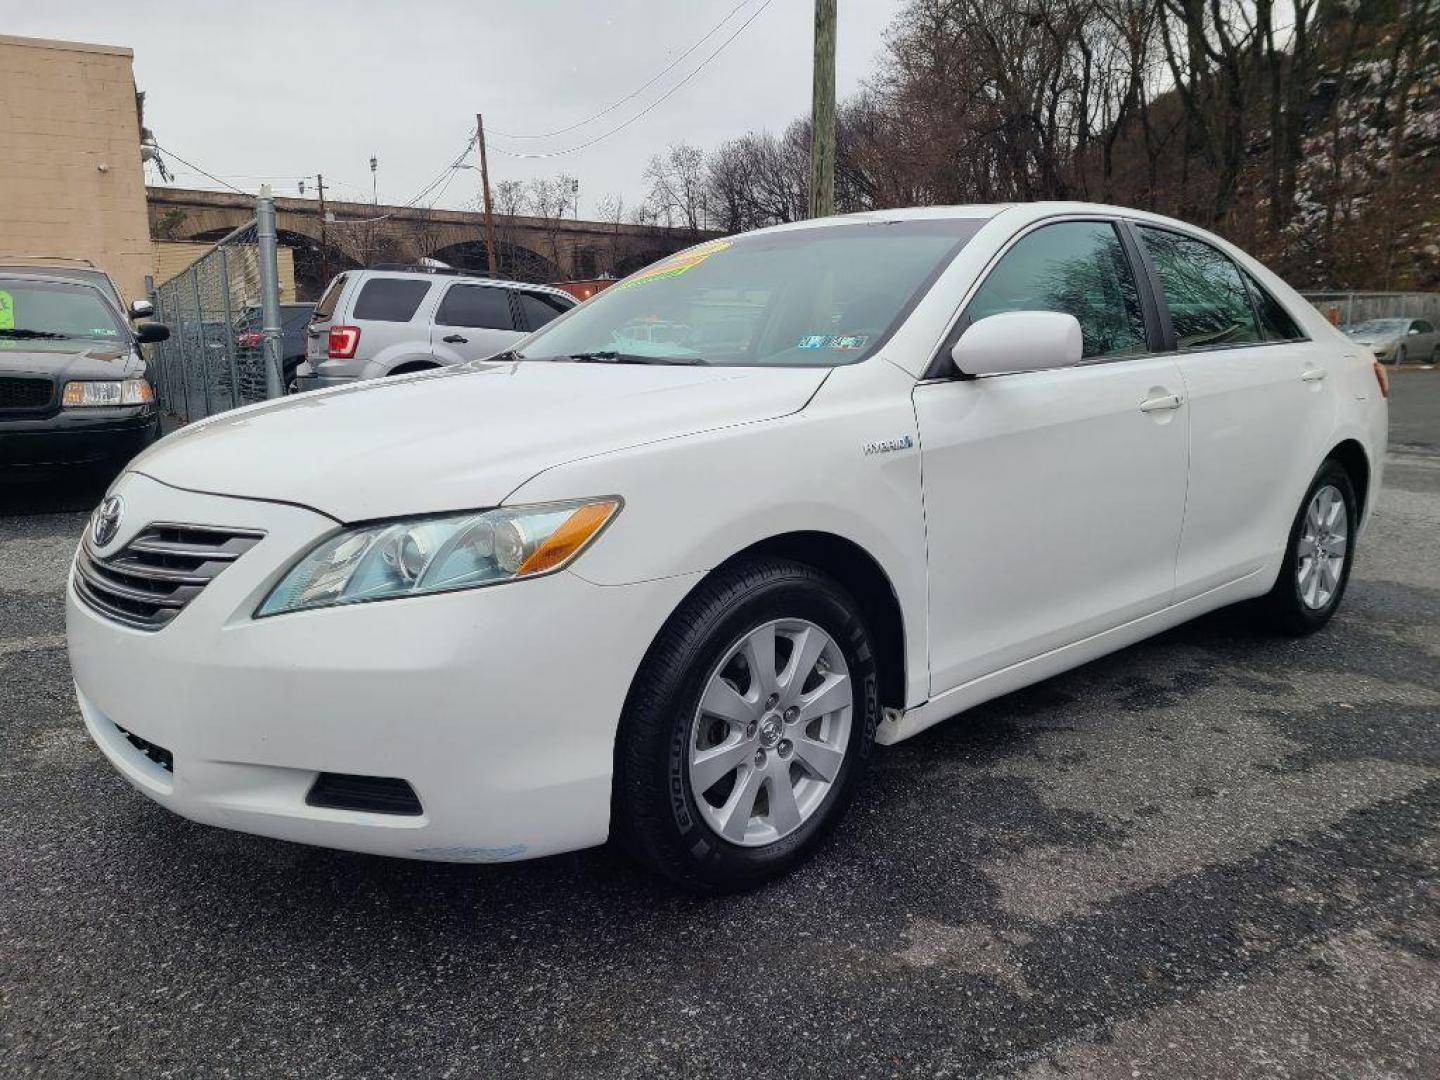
[1139,393,1184,413]
[442,334,468,344]
[1300,367,1327,382]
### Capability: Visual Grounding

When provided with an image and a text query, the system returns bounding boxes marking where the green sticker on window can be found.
[0,290,13,330]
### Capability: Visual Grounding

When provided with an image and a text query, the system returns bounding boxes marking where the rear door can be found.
[430,282,522,361]
[1134,225,1328,600]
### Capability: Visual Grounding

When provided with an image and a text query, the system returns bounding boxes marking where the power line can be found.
[487,0,777,160]
[147,142,244,193]
[488,0,754,140]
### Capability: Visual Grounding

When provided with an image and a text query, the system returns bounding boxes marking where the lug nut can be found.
[754,749,767,767]
[783,706,799,723]
[778,739,792,758]
[766,692,779,709]
[745,721,758,738]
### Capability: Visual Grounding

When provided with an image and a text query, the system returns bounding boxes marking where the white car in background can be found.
[67,203,1389,892]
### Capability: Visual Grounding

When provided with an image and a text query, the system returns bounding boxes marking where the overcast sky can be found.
[4,0,904,218]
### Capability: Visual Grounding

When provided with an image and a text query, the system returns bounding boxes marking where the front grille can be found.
[115,724,173,772]
[0,375,54,412]
[306,773,423,816]
[74,522,264,631]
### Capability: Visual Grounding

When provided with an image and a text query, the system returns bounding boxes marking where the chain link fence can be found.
[1300,291,1440,327]
[148,195,284,424]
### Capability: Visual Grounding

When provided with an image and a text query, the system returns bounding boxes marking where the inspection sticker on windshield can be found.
[798,335,830,349]
[832,334,868,350]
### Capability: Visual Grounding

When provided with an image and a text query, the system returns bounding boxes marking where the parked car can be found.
[234,302,316,390]
[0,273,169,470]
[67,203,1388,892]
[293,269,576,390]
[0,255,153,322]
[1342,316,1439,364]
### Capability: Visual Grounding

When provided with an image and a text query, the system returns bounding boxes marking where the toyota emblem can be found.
[91,494,124,548]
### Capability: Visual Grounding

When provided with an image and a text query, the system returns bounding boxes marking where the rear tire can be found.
[612,558,879,893]
[1258,460,1357,635]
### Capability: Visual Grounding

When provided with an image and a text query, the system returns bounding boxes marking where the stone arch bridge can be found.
[147,186,707,298]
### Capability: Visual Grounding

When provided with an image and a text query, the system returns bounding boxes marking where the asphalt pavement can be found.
[1,373,1437,1079]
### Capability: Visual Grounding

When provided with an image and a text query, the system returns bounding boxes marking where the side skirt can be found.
[877,568,1268,746]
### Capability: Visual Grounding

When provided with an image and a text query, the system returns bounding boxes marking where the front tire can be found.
[1259,460,1357,635]
[612,558,879,893]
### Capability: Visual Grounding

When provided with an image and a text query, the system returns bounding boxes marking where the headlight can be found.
[62,379,154,407]
[256,497,621,616]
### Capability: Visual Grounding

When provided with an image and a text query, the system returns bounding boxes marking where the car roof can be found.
[347,268,571,298]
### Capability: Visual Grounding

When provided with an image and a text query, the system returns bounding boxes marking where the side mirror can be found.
[135,322,170,344]
[950,311,1083,377]
[1407,326,1421,335]
[129,299,155,320]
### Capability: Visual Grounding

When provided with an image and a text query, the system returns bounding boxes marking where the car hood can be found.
[131,359,829,521]
[1345,333,1398,346]
[0,340,140,379]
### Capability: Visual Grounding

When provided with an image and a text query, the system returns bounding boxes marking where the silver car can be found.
[294,269,576,391]
[1343,317,1439,365]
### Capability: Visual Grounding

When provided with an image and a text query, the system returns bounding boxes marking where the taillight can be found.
[328,325,361,359]
[1373,360,1390,398]
[236,330,262,348]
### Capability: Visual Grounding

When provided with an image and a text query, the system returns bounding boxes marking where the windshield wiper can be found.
[563,350,706,366]
[0,328,69,339]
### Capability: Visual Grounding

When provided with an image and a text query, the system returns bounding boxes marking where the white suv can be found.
[68,204,1388,892]
[293,269,575,390]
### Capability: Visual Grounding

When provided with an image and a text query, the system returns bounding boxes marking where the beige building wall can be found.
[152,241,297,303]
[0,35,152,305]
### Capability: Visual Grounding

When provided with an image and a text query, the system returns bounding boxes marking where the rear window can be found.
[313,275,348,320]
[352,278,431,323]
[518,290,572,330]
[435,284,514,330]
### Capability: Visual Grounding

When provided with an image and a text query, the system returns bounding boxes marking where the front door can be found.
[917,219,1190,694]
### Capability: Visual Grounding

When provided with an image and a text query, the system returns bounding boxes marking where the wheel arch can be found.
[385,357,443,376]
[640,531,908,714]
[1326,438,1370,524]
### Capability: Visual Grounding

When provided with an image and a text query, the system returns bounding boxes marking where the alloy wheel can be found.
[687,619,852,847]
[1297,483,1348,610]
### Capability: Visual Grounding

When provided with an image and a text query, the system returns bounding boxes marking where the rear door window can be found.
[966,220,1147,359]
[517,290,572,331]
[434,284,515,330]
[351,278,431,323]
[1242,271,1305,342]
[1138,228,1261,349]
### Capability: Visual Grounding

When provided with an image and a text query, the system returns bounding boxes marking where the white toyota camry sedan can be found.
[67,203,1389,891]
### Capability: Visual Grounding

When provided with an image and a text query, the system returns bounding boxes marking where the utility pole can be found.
[476,113,499,275]
[316,173,329,287]
[808,0,837,219]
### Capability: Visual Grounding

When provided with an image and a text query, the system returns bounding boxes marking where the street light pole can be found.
[808,0,837,219]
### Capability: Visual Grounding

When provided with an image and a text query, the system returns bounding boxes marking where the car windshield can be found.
[0,278,126,348]
[1347,319,1407,335]
[0,265,121,310]
[515,219,985,368]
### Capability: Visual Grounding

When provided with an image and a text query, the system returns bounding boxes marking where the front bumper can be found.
[66,470,699,862]
[0,406,158,466]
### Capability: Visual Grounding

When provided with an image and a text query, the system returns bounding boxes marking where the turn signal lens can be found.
[517,500,621,575]
[62,379,154,407]
[1373,360,1390,398]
